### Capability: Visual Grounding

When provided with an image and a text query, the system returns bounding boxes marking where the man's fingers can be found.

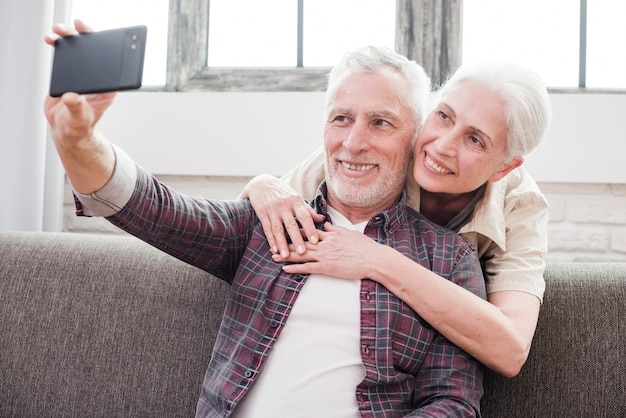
[44,33,59,46]
[61,92,89,118]
[74,19,94,34]
[53,23,79,37]
[47,20,94,46]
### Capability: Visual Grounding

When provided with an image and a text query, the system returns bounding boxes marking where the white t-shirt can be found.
[231,206,366,418]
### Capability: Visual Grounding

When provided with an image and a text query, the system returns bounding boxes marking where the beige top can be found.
[281,147,548,301]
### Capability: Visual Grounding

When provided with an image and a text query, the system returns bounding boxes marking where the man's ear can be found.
[488,157,523,183]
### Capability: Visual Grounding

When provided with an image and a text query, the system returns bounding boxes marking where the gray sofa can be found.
[1,231,625,417]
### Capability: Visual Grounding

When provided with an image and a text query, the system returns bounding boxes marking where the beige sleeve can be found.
[481,172,549,302]
[483,196,548,302]
[280,146,326,200]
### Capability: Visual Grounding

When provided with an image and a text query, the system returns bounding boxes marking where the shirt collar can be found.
[311,181,409,235]
[459,180,507,251]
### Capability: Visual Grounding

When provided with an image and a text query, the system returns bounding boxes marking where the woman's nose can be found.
[433,131,457,156]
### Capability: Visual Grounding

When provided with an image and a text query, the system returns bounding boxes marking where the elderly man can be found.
[45,22,486,417]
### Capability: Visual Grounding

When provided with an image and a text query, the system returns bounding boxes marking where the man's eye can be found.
[438,111,449,120]
[374,119,389,126]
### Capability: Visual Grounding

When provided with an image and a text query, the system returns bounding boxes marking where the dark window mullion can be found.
[297,0,304,67]
[579,0,587,88]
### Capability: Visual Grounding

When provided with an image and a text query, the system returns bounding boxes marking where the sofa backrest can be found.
[0,231,229,418]
[1,231,625,417]
[481,262,626,416]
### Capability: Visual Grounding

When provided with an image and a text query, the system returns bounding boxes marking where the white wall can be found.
[97,91,325,177]
[97,91,626,183]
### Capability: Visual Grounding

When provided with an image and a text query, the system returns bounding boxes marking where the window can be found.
[462,0,626,90]
[586,0,626,88]
[196,0,396,91]
[207,0,395,67]
[70,0,626,92]
[71,0,395,91]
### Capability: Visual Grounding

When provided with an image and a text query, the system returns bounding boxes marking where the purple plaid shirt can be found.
[89,165,486,417]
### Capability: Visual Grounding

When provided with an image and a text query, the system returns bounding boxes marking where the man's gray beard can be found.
[323,151,412,210]
[326,176,394,209]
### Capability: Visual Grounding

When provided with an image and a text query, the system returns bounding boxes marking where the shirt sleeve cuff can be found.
[72,143,137,217]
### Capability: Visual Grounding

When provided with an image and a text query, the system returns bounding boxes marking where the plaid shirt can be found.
[95,165,486,417]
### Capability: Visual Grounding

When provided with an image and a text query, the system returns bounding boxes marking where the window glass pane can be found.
[70,0,168,86]
[208,0,297,66]
[586,0,626,89]
[303,0,396,66]
[462,0,579,88]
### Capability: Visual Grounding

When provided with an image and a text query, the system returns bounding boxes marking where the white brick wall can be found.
[63,177,626,263]
[541,183,626,262]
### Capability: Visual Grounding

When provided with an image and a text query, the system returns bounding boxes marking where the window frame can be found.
[165,0,461,92]
[162,0,622,94]
[166,0,327,92]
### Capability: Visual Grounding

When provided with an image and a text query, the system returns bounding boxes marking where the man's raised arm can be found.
[43,20,117,194]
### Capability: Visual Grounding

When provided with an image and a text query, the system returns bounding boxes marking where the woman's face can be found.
[412,79,521,195]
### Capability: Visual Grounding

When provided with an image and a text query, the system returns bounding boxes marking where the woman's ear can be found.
[488,157,523,183]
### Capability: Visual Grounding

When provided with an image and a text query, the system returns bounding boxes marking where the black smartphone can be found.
[49,25,147,97]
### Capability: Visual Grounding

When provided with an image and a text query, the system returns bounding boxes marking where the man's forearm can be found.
[55,132,116,195]
[72,143,137,218]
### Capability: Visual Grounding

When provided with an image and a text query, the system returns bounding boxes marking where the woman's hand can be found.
[272,223,382,280]
[242,174,325,256]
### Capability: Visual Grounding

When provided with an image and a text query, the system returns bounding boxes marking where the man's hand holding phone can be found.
[44,21,117,145]
[44,20,122,196]
[47,20,146,97]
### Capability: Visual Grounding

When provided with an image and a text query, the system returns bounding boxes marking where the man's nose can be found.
[343,120,371,152]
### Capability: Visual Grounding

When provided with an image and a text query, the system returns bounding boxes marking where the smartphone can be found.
[49,25,147,97]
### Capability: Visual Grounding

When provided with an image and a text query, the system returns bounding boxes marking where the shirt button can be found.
[244,370,254,378]
[356,391,369,402]
[270,319,279,328]
[361,345,370,356]
[293,274,304,281]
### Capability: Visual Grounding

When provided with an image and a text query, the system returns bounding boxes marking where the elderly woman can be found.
[241,60,552,377]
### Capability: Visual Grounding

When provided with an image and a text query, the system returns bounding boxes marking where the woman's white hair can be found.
[325,46,432,136]
[439,60,552,162]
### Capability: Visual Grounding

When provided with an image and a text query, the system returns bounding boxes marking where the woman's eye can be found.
[469,135,485,149]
